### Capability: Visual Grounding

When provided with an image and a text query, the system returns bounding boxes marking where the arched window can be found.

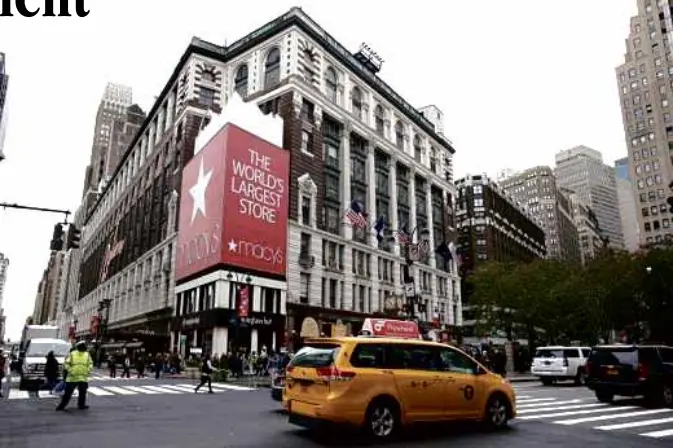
[202,70,216,84]
[413,135,422,162]
[234,64,249,97]
[374,105,384,135]
[351,87,362,119]
[395,121,405,149]
[264,48,281,88]
[325,67,338,102]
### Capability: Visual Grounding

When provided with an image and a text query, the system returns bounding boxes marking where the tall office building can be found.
[32,251,67,325]
[554,146,624,250]
[615,157,641,251]
[0,253,9,340]
[616,0,673,245]
[499,166,581,264]
[562,188,605,264]
[0,52,8,161]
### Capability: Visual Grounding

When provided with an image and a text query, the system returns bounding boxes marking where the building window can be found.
[299,273,309,304]
[301,130,313,155]
[301,196,311,225]
[325,67,338,103]
[413,135,422,162]
[234,64,249,97]
[264,47,281,88]
[394,121,404,149]
[351,87,363,120]
[198,87,217,107]
[430,147,437,172]
[374,105,384,135]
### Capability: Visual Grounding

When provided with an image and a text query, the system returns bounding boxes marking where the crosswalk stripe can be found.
[516,395,533,399]
[100,386,137,395]
[517,403,606,415]
[518,399,582,409]
[596,416,673,431]
[88,387,115,396]
[208,383,256,391]
[641,428,673,438]
[38,391,57,399]
[553,408,673,425]
[161,385,200,393]
[122,386,160,394]
[141,385,182,394]
[517,405,638,420]
[9,390,29,399]
[517,398,556,404]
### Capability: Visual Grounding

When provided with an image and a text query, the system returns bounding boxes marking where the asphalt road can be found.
[0,379,672,447]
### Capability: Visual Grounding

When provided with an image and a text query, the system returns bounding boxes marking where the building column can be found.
[212,327,229,356]
[251,329,259,354]
[389,157,400,258]
[367,146,377,246]
[425,183,436,270]
[252,285,261,313]
[341,125,354,311]
[280,290,287,315]
[448,298,455,326]
[408,168,418,290]
[216,280,230,309]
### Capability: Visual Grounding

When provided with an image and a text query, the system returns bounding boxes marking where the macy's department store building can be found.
[170,96,289,357]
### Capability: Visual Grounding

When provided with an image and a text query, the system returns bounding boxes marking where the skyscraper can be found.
[0,52,8,161]
[615,157,641,251]
[554,146,624,250]
[616,0,673,245]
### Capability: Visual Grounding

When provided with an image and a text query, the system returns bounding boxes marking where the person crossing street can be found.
[56,341,93,411]
[194,354,215,394]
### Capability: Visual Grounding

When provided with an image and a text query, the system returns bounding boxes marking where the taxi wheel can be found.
[485,395,510,430]
[364,398,400,440]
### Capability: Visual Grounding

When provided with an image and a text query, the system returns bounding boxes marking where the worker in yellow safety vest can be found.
[56,341,93,411]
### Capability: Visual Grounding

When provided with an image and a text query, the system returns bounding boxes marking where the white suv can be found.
[531,346,591,386]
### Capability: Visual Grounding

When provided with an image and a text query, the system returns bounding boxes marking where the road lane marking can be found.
[122,386,160,394]
[517,403,606,414]
[517,399,583,409]
[140,385,183,394]
[554,408,673,425]
[596,416,673,430]
[517,405,637,420]
[208,383,257,391]
[100,386,137,395]
[517,398,557,404]
[161,385,203,393]
[8,390,29,399]
[87,387,115,396]
[640,428,673,438]
[516,395,533,399]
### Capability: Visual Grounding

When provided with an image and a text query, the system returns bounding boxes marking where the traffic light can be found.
[50,223,64,251]
[668,196,673,213]
[66,225,82,249]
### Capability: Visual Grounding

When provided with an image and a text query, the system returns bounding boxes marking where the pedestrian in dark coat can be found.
[44,351,60,391]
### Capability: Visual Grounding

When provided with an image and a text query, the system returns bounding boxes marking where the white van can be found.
[531,346,591,386]
[20,338,70,390]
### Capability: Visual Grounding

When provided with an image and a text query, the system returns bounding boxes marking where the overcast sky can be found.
[0,0,637,340]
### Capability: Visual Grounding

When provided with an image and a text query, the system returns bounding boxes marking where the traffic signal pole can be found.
[0,202,71,221]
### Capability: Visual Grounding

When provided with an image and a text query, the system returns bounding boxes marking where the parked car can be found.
[585,344,673,407]
[531,346,592,386]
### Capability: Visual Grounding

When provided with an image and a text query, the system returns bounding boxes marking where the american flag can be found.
[395,229,411,245]
[345,200,368,228]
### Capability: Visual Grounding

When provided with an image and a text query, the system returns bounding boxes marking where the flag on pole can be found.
[394,225,411,245]
[345,199,368,228]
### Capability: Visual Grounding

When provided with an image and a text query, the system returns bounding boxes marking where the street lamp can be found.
[387,226,431,321]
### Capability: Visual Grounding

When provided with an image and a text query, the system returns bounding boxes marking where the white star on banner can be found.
[228,240,238,252]
[189,157,213,225]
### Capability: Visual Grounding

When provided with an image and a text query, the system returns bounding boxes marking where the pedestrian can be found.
[194,354,215,394]
[154,353,163,379]
[135,357,145,378]
[44,351,59,392]
[121,355,131,378]
[0,352,6,398]
[107,354,116,378]
[56,341,93,411]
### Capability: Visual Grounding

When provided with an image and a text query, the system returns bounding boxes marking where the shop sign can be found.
[239,316,272,326]
[237,286,250,318]
[361,318,420,339]
[182,316,200,328]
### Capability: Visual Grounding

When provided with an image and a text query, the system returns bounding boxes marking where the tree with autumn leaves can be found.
[468,246,673,347]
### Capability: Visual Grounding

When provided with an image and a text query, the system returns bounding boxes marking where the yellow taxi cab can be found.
[283,318,516,440]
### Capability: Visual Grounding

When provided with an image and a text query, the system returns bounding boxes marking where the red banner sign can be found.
[237,286,250,318]
[361,318,420,339]
[176,123,290,281]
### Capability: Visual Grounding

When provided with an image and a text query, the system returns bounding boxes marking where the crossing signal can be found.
[66,225,82,250]
[50,223,64,251]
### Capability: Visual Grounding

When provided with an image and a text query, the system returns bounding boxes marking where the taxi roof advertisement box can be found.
[176,122,290,281]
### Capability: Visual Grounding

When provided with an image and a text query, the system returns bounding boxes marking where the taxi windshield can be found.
[290,343,340,368]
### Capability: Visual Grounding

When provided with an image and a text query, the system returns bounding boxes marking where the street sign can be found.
[404,282,415,298]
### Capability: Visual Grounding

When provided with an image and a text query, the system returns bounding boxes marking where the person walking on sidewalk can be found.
[56,341,93,411]
[121,355,131,378]
[194,355,215,394]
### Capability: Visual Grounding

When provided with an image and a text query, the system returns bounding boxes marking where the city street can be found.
[1,381,672,447]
